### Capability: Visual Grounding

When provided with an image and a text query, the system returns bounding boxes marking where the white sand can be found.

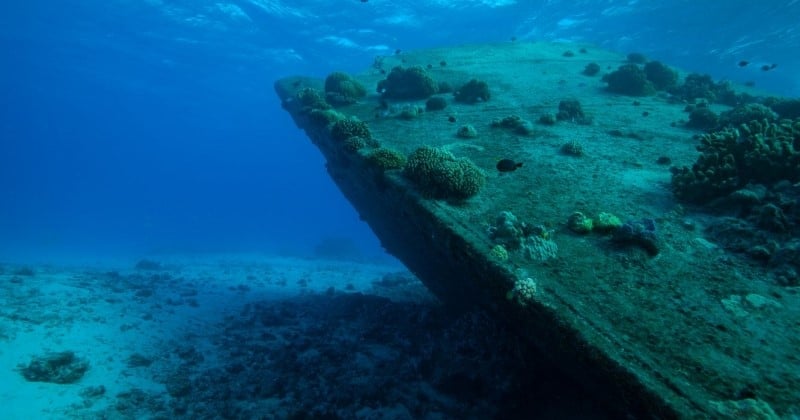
[0,254,409,419]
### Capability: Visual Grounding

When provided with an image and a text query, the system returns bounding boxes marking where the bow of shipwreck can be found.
[274,42,799,418]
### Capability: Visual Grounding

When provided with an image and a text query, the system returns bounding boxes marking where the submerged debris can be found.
[273,42,800,416]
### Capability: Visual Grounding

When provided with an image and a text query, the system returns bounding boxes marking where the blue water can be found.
[2,0,798,263]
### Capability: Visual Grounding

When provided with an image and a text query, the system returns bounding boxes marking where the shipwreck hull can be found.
[275,42,799,418]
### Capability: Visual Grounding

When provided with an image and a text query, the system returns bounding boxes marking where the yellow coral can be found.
[595,212,622,233]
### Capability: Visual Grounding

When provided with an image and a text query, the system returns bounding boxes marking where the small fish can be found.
[761,63,777,71]
[496,159,523,172]
[738,60,749,67]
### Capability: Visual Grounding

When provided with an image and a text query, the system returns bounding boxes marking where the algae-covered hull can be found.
[275,42,799,418]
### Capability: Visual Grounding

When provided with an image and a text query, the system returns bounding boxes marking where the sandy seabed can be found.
[0,254,609,419]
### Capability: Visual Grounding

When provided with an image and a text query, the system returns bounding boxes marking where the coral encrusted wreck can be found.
[403,146,485,200]
[671,118,800,204]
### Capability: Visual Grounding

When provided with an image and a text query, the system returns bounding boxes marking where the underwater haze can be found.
[4,1,800,419]
[1,0,798,262]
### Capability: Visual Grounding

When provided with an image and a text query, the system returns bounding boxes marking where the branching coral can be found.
[671,118,800,204]
[488,211,557,261]
[720,103,778,127]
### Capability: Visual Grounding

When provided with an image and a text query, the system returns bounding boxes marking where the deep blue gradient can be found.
[1,1,798,263]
